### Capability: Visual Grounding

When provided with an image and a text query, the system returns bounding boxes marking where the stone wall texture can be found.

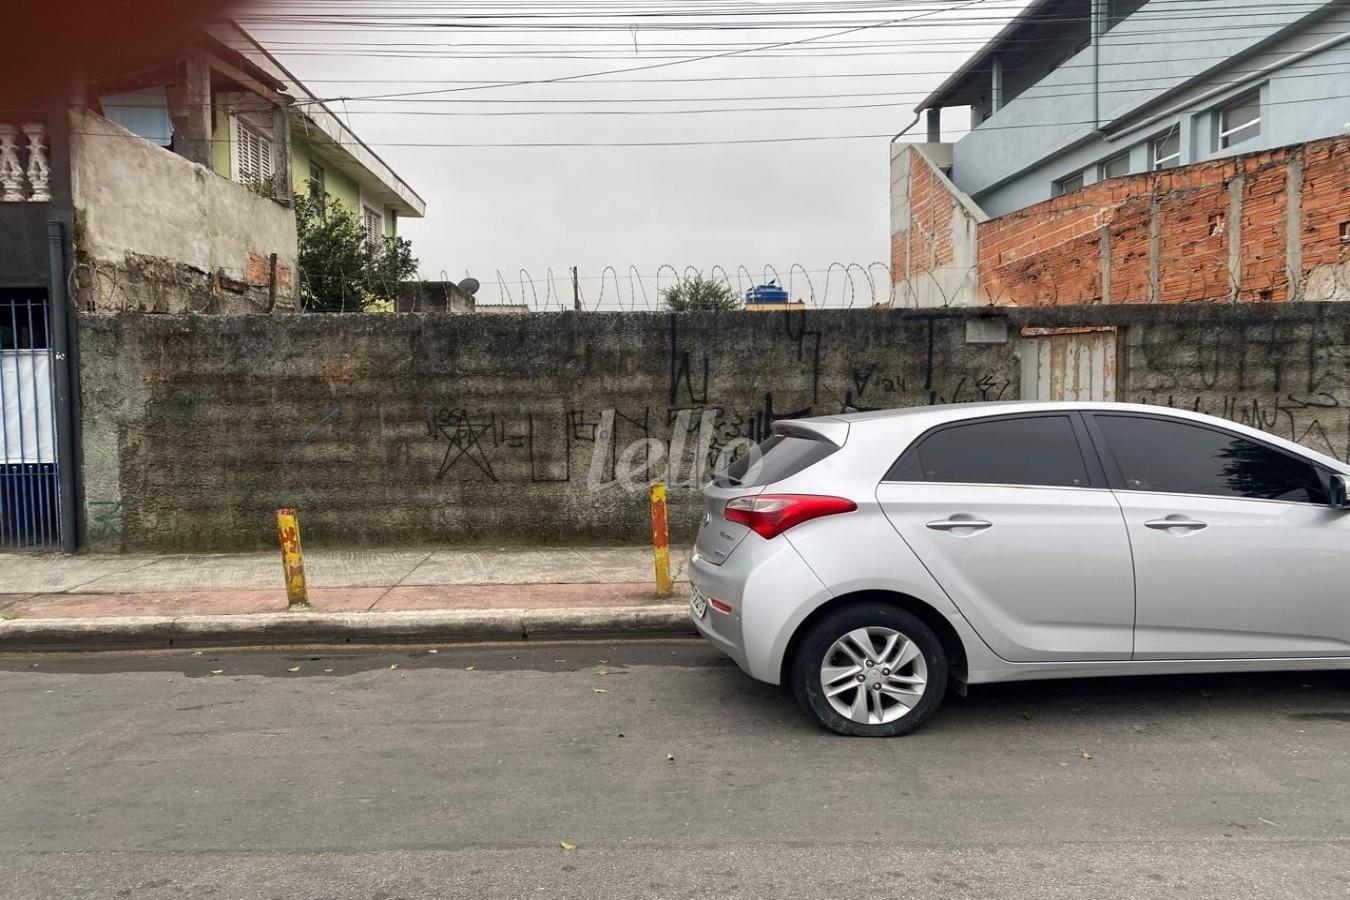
[78,303,1350,551]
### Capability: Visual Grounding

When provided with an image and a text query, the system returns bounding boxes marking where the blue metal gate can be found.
[0,288,62,549]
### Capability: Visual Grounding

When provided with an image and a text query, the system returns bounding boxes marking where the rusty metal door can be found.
[1020,327,1118,402]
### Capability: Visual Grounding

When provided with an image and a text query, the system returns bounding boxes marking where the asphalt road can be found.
[3,640,1350,900]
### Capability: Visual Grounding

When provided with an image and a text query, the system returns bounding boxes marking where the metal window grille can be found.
[0,289,62,549]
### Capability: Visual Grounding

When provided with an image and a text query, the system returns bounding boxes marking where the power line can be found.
[67,92,1350,148]
[264,0,995,104]
[52,59,1349,115]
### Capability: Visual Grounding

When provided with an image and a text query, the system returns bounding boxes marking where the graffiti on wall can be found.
[408,310,1016,491]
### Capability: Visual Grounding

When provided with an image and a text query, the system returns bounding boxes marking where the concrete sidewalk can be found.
[0,547,694,648]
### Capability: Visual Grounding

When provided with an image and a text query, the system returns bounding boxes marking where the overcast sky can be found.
[247,2,1013,308]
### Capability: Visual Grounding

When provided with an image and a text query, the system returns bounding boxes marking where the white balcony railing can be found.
[0,122,50,202]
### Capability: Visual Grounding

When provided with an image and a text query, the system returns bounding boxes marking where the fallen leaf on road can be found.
[593,688,607,694]
[1081,751,1092,759]
[666,753,675,762]
[559,840,577,851]
[389,664,399,670]
[287,666,300,673]
[465,666,477,671]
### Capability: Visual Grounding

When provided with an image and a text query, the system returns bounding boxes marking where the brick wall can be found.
[891,135,1350,307]
[889,145,983,307]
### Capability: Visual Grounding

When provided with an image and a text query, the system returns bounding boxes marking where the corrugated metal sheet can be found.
[1021,327,1117,402]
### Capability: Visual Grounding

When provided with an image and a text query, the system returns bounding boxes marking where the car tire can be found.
[790,602,949,737]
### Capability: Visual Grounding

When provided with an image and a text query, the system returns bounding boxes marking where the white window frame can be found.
[1217,91,1261,149]
[1150,127,1181,170]
[232,118,273,187]
[362,205,383,249]
[1099,151,1131,181]
[308,161,325,198]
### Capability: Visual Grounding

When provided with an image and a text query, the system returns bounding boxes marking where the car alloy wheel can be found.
[820,626,928,725]
[791,602,948,737]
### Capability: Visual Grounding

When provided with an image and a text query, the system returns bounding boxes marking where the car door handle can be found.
[925,517,993,533]
[1144,516,1208,532]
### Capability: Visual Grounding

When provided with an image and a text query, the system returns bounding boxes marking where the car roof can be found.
[791,401,1349,473]
[813,400,1159,424]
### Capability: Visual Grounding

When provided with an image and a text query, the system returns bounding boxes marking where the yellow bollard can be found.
[649,483,672,597]
[276,508,310,609]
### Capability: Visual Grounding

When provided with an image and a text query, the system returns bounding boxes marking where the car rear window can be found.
[721,433,839,487]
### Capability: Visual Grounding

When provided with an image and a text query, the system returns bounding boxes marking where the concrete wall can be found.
[78,302,1350,551]
[949,1,1349,216]
[890,144,986,308]
[70,108,297,313]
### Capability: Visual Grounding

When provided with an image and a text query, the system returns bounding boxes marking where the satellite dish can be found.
[458,277,481,297]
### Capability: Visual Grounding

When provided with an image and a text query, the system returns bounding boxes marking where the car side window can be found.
[1094,415,1329,504]
[887,415,1090,488]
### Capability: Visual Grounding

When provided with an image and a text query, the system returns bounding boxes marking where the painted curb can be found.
[0,604,695,650]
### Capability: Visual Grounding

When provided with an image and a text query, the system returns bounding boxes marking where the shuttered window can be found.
[362,205,383,249]
[234,119,273,187]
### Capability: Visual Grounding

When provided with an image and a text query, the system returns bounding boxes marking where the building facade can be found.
[0,17,426,550]
[916,0,1350,216]
[890,0,1350,309]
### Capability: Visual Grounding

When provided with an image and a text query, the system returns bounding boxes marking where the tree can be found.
[662,275,740,312]
[295,191,419,312]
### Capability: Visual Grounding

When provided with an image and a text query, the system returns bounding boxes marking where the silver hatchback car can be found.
[690,401,1350,736]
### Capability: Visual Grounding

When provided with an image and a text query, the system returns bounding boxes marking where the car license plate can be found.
[690,586,709,619]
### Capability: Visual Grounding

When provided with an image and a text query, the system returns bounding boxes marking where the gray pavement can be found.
[3,641,1350,899]
[0,546,688,594]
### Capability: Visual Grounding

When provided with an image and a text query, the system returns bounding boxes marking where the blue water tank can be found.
[745,282,789,303]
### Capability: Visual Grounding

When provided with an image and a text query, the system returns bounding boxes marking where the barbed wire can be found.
[465,250,1350,311]
[70,251,1350,313]
[478,261,894,310]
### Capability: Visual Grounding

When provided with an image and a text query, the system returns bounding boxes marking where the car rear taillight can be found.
[724,494,857,540]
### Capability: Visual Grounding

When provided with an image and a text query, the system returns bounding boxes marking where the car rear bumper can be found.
[687,536,832,685]
[690,586,750,674]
